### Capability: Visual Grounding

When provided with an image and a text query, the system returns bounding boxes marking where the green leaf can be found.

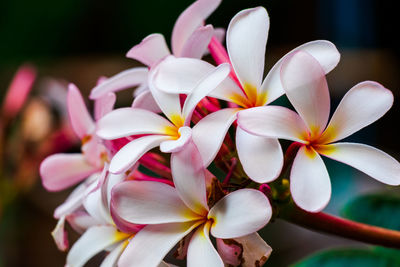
[291,248,400,267]
[341,192,400,231]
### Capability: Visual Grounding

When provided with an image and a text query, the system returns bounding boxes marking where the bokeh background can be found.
[0,0,399,266]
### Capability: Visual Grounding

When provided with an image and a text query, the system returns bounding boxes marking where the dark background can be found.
[1,0,399,266]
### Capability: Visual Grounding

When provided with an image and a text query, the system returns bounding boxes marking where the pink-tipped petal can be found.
[290,146,331,212]
[237,106,309,143]
[261,40,340,104]
[109,135,169,174]
[126,33,171,67]
[182,63,231,124]
[217,233,272,267]
[209,189,272,239]
[171,140,209,216]
[118,222,200,267]
[112,181,201,224]
[317,143,400,186]
[131,90,162,113]
[236,127,283,183]
[180,24,214,58]
[97,108,174,140]
[227,7,269,90]
[160,126,192,153]
[51,216,69,251]
[89,67,148,99]
[281,51,330,136]
[40,153,100,191]
[94,92,116,121]
[171,0,222,56]
[192,108,239,166]
[66,226,126,267]
[187,222,224,267]
[67,84,95,138]
[320,81,394,143]
[67,211,98,234]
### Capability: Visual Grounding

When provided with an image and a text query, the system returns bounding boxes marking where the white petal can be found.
[67,211,98,233]
[281,51,330,136]
[51,216,69,251]
[180,25,214,58]
[171,0,222,56]
[260,40,340,104]
[317,143,400,186]
[67,84,95,138]
[171,140,209,215]
[160,126,192,153]
[112,180,201,224]
[227,7,269,90]
[192,108,239,166]
[131,90,162,113]
[237,106,309,143]
[182,63,231,124]
[290,146,331,212]
[320,81,394,143]
[40,153,99,191]
[97,108,174,140]
[100,241,126,267]
[209,189,272,239]
[126,33,171,67]
[109,135,169,174]
[236,127,283,183]
[118,222,200,267]
[66,226,126,267]
[187,222,224,267]
[84,188,113,225]
[94,92,116,121]
[89,67,148,99]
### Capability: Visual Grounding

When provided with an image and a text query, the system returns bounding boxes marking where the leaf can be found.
[341,192,400,231]
[291,248,400,267]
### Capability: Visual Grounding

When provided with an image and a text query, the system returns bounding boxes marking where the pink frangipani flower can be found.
[237,50,400,212]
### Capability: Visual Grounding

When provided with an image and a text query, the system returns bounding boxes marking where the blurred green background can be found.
[1,0,399,266]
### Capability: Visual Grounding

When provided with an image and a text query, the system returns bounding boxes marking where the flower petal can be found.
[89,67,148,99]
[187,222,224,267]
[67,211,98,234]
[66,226,126,267]
[216,233,272,267]
[290,146,331,212]
[320,81,394,143]
[40,153,100,191]
[160,126,192,153]
[100,240,126,267]
[192,108,239,166]
[180,24,214,58]
[237,106,309,143]
[171,0,222,56]
[68,84,95,138]
[181,63,231,124]
[171,140,209,215]
[94,92,116,121]
[112,180,201,224]
[227,7,269,90]
[131,90,162,113]
[84,188,113,225]
[109,135,169,174]
[118,222,200,267]
[97,108,174,140]
[260,40,340,104]
[236,127,283,183]
[281,51,330,136]
[317,143,400,186]
[126,33,171,67]
[51,216,69,251]
[209,189,272,239]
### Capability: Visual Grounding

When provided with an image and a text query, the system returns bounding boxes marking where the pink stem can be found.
[131,170,174,187]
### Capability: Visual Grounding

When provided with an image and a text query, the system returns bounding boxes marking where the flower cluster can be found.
[40,1,400,266]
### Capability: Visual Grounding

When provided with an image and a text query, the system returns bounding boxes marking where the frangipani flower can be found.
[89,0,223,107]
[152,6,340,183]
[40,84,114,191]
[111,141,272,267]
[96,63,231,174]
[238,51,400,212]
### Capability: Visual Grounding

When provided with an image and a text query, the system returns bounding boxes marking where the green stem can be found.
[278,202,400,249]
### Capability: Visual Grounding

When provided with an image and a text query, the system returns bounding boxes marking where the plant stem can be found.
[278,202,400,248]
